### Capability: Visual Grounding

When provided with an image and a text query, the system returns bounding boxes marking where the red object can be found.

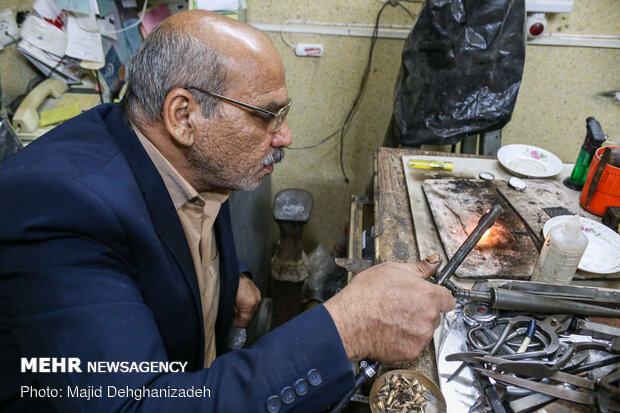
[580,147,620,216]
[139,4,171,37]
[529,22,544,36]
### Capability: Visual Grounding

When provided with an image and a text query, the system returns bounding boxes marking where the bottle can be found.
[531,216,589,284]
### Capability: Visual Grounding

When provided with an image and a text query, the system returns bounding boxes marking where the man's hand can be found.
[324,254,455,363]
[232,273,261,328]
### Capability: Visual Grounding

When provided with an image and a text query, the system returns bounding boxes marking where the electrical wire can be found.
[397,2,417,20]
[3,31,19,46]
[288,128,342,150]
[287,1,417,183]
[337,1,389,182]
[75,0,149,35]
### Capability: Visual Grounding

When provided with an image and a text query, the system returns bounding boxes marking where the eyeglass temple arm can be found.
[187,86,276,118]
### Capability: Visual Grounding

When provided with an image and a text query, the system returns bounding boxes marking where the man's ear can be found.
[162,88,199,147]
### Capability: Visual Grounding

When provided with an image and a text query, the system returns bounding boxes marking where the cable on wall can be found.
[288,0,418,183]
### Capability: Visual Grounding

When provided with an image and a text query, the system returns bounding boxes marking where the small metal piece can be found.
[508,176,526,191]
[509,392,556,413]
[568,355,620,375]
[495,361,595,389]
[474,368,595,405]
[542,206,573,218]
[372,372,434,413]
[463,302,498,326]
[576,319,620,340]
[434,204,503,286]
[479,172,495,180]
[360,360,377,379]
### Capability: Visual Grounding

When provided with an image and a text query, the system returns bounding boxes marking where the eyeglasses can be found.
[186,86,292,131]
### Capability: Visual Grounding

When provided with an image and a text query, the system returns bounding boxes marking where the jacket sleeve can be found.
[0,174,354,413]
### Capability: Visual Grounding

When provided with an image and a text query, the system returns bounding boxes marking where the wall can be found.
[247,0,620,252]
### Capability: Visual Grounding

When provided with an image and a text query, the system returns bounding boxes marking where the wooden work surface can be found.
[372,147,618,413]
[374,148,493,268]
[372,148,495,384]
[371,148,486,383]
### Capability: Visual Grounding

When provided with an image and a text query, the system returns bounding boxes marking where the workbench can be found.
[363,147,619,413]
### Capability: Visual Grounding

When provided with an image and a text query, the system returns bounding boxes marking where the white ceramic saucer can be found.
[497,144,563,178]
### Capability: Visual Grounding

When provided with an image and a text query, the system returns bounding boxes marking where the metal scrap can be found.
[374,374,430,413]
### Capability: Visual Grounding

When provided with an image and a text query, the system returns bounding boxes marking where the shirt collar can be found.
[132,124,229,210]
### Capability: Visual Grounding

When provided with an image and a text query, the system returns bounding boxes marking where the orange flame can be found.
[481,228,492,240]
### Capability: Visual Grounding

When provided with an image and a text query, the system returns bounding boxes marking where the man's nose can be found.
[272,121,292,148]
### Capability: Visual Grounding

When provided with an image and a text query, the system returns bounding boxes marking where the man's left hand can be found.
[233,273,261,328]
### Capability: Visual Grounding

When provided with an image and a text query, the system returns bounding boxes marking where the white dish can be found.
[497,144,563,178]
[543,215,620,274]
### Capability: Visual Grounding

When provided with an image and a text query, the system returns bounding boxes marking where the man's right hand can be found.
[323,254,455,363]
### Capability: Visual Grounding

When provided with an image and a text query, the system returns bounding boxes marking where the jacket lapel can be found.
[104,104,204,344]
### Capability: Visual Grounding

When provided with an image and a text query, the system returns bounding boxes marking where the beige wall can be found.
[247,0,620,251]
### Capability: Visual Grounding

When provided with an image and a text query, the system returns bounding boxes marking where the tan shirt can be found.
[134,126,229,368]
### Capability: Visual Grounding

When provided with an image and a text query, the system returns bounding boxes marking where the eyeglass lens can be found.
[273,100,292,131]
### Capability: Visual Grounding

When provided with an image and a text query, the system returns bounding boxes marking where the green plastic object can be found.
[564,117,606,190]
[568,149,594,187]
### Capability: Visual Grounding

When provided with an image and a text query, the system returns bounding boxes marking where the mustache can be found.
[263,148,285,166]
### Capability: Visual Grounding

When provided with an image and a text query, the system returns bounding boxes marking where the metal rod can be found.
[435,204,503,286]
[454,288,620,318]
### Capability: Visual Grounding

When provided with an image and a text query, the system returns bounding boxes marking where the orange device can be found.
[580,147,620,216]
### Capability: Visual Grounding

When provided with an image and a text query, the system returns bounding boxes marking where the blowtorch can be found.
[432,204,620,318]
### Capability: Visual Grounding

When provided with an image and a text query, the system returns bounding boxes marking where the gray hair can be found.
[122,23,227,125]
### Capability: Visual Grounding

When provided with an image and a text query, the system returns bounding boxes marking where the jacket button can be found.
[280,386,295,405]
[265,395,281,413]
[307,369,322,386]
[294,378,308,396]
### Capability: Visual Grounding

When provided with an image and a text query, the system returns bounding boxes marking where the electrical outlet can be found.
[0,9,19,46]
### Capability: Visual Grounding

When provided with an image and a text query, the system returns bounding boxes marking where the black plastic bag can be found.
[393,0,526,146]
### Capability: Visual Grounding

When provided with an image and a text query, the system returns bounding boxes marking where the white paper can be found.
[73,11,98,31]
[65,16,104,64]
[195,0,238,11]
[18,39,81,82]
[97,13,117,40]
[90,0,100,16]
[33,0,62,21]
[121,0,137,7]
[21,15,67,58]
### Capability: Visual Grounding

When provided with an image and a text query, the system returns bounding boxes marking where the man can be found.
[0,10,454,413]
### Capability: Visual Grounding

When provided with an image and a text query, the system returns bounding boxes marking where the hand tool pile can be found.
[433,205,620,411]
[334,204,620,412]
[445,310,620,412]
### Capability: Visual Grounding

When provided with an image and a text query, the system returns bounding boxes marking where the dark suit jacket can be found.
[0,103,353,412]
